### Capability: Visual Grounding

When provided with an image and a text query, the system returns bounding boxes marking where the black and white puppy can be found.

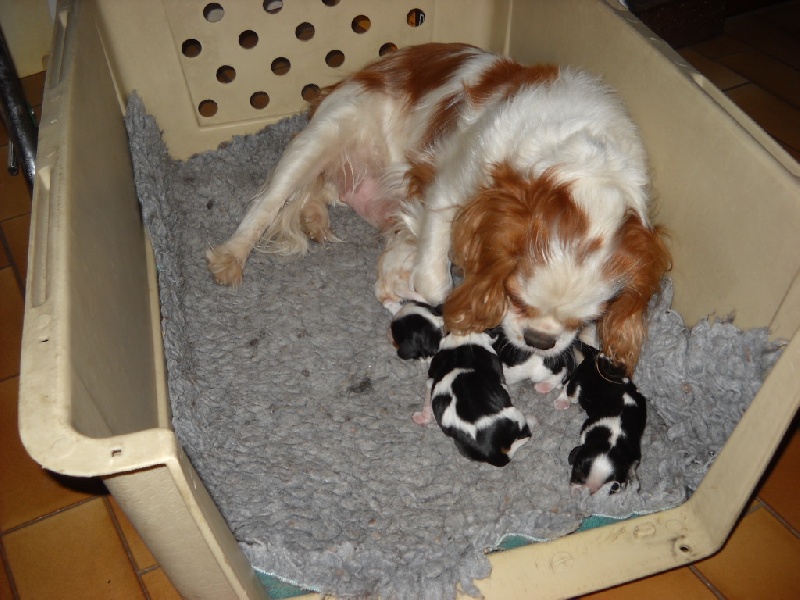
[389,300,444,360]
[391,303,578,401]
[559,345,647,494]
[490,327,578,400]
[412,332,534,467]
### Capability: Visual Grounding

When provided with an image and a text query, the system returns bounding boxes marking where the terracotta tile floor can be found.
[1,3,799,598]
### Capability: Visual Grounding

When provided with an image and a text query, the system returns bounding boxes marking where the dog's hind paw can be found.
[299,199,336,243]
[206,246,245,287]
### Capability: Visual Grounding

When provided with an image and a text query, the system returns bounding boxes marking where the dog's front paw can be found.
[206,245,245,287]
[412,262,452,305]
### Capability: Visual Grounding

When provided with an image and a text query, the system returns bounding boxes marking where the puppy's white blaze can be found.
[622,392,637,406]
[526,356,555,382]
[438,332,494,352]
[581,416,624,447]
[567,383,582,403]
[474,407,527,432]
[507,435,531,459]
[502,363,527,385]
[395,303,443,327]
[502,354,560,386]
[439,403,527,440]
[584,455,615,494]
[432,368,472,402]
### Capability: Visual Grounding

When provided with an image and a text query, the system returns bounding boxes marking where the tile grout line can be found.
[746,498,764,515]
[0,537,22,600]
[720,80,753,94]
[686,50,800,156]
[0,373,21,385]
[0,496,98,537]
[757,498,800,539]
[138,564,161,577]
[102,496,152,599]
[0,234,24,295]
[689,565,726,600]
[721,83,800,156]
[714,34,797,77]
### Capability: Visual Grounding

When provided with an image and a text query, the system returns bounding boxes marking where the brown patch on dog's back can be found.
[420,92,467,150]
[350,69,387,94]
[352,43,479,104]
[467,61,559,106]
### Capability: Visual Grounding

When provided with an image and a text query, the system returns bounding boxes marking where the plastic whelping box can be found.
[19,0,800,598]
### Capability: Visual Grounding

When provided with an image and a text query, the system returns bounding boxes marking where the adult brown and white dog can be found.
[207,43,670,375]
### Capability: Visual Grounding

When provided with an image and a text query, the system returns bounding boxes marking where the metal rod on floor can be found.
[0,26,38,190]
[7,139,18,175]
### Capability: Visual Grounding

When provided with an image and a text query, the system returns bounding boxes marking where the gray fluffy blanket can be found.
[125,93,782,599]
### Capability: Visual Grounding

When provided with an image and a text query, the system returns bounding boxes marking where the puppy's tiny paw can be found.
[553,394,572,410]
[412,411,433,427]
[534,381,555,394]
[570,483,587,497]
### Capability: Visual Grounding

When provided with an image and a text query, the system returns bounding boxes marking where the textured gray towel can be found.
[125,93,783,599]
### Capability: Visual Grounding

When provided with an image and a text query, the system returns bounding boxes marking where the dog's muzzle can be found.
[523,329,557,350]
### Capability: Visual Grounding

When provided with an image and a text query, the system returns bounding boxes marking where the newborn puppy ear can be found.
[568,446,581,465]
[597,355,627,381]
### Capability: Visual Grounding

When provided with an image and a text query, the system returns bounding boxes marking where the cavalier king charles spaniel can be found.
[390,300,444,361]
[414,331,533,467]
[390,300,579,400]
[561,344,647,494]
[207,42,670,375]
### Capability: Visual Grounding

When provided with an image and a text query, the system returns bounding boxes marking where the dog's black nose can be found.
[523,329,556,350]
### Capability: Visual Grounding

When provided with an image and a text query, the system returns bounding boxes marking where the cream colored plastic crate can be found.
[19,1,800,599]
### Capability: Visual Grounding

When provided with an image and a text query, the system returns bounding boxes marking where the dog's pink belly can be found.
[340,178,395,229]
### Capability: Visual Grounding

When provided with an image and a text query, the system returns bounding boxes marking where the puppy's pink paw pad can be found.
[534,382,555,394]
[412,412,432,426]
[553,396,572,410]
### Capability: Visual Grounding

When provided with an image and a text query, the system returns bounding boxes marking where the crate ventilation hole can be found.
[181,1,426,118]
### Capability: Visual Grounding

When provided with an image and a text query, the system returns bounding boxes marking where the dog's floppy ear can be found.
[444,165,589,336]
[599,213,671,376]
[443,187,521,334]
[445,166,546,333]
[597,354,627,382]
[568,446,582,465]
